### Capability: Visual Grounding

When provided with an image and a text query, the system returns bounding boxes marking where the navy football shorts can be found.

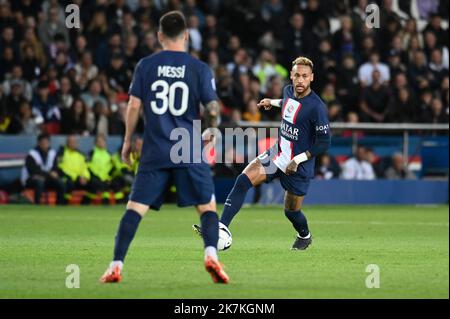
[257,145,310,197]
[129,164,215,210]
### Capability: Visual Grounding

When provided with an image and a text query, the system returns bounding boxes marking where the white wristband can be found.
[293,152,308,165]
[270,99,282,107]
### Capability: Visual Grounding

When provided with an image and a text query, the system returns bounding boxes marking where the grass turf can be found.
[0,204,448,299]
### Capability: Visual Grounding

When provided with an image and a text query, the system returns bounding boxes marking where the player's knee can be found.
[126,201,149,217]
[196,200,216,215]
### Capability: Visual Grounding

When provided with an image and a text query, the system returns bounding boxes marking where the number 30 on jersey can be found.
[150,80,189,116]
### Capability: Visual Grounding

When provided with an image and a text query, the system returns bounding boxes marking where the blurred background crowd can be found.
[0,0,449,138]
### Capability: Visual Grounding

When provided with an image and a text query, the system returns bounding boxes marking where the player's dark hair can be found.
[159,10,187,39]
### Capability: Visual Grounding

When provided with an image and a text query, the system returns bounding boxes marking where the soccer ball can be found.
[218,223,232,251]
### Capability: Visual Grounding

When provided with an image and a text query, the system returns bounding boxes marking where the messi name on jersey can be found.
[157,65,186,78]
[280,121,299,140]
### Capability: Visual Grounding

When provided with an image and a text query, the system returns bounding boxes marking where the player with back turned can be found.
[194,57,331,250]
[100,11,229,284]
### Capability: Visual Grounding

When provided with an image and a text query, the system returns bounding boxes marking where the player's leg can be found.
[100,170,169,283]
[196,201,229,284]
[174,166,229,283]
[283,191,312,250]
[100,200,149,283]
[219,158,267,227]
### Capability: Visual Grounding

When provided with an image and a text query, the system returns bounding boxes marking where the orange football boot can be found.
[204,256,229,284]
[99,265,122,283]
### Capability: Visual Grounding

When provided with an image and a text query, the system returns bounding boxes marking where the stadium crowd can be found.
[1,0,449,204]
[0,0,449,137]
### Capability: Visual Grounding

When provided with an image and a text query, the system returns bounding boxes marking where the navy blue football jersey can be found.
[128,51,217,170]
[273,85,330,179]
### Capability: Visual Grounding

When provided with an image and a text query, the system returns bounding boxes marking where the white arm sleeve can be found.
[270,99,282,107]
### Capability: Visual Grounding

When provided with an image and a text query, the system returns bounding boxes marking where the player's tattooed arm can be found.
[122,95,142,165]
[204,100,220,128]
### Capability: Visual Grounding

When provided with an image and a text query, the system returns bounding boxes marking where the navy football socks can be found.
[113,209,142,262]
[284,209,310,238]
[220,174,253,227]
[200,211,219,248]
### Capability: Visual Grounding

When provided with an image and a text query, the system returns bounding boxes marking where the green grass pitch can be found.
[0,204,448,299]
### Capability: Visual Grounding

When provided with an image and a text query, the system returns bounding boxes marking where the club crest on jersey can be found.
[288,105,294,113]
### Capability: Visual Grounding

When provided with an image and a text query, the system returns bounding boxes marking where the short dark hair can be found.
[37,133,50,142]
[159,10,187,39]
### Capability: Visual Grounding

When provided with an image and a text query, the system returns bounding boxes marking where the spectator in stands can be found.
[315,38,337,92]
[417,89,434,118]
[31,80,61,125]
[424,13,448,47]
[57,75,75,110]
[341,145,376,180]
[0,0,447,138]
[408,50,434,91]
[284,13,312,66]
[387,87,418,123]
[8,100,40,135]
[358,51,390,87]
[4,80,27,116]
[429,48,449,86]
[61,98,92,135]
[365,147,384,178]
[263,75,284,121]
[2,65,32,101]
[359,70,390,122]
[38,6,69,47]
[20,43,42,82]
[105,52,131,93]
[420,96,449,123]
[252,50,288,94]
[75,51,98,90]
[336,54,360,114]
[332,15,358,63]
[80,79,107,109]
[0,26,19,57]
[187,14,202,53]
[320,83,338,106]
[384,153,416,180]
[242,99,261,123]
[400,18,422,52]
[21,133,65,205]
[387,49,407,80]
[124,33,139,71]
[0,46,17,79]
[315,153,340,180]
[327,100,343,122]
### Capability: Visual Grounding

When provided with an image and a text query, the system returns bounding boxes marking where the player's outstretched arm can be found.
[122,95,142,165]
[257,98,282,110]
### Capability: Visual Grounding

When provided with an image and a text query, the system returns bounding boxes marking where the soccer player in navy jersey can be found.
[194,57,331,250]
[100,11,229,284]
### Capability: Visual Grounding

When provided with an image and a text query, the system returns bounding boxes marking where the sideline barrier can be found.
[214,178,449,205]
